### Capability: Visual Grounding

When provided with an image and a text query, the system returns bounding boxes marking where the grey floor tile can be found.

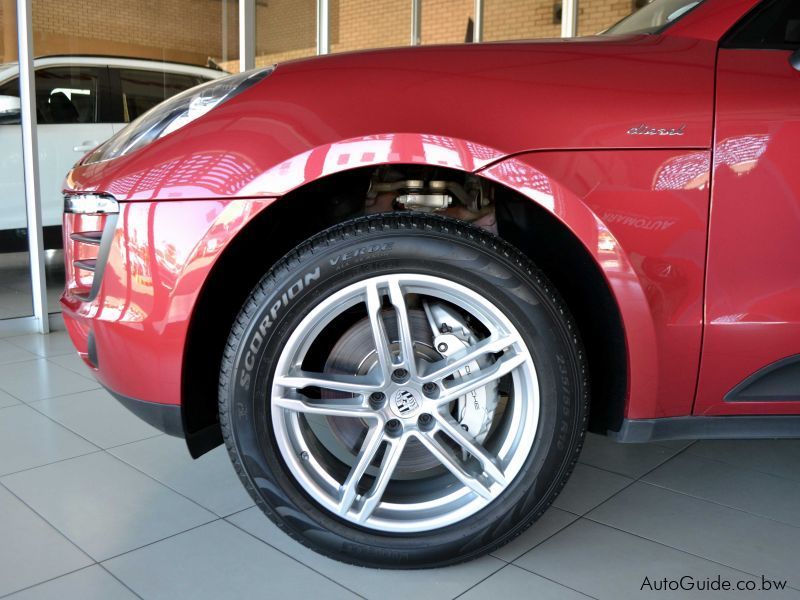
[491,507,578,562]
[104,520,357,600]
[0,404,97,475]
[110,436,254,517]
[47,352,95,377]
[515,518,791,600]
[643,453,800,527]
[31,388,161,449]
[0,339,37,366]
[588,482,800,587]
[6,565,138,600]
[1,452,216,561]
[553,463,632,515]
[227,507,506,600]
[0,388,20,408]
[460,564,591,600]
[0,359,98,402]
[580,433,679,478]
[0,485,92,596]
[651,439,696,450]
[6,331,77,357]
[687,439,800,483]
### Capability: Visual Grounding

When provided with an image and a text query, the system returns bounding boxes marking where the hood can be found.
[66,33,717,200]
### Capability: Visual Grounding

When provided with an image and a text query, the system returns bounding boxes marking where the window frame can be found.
[0,64,113,125]
[34,65,112,125]
[721,0,800,52]
[108,67,211,124]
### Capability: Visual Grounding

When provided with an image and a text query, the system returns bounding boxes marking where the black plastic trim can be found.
[73,259,96,272]
[611,415,800,443]
[104,386,185,438]
[70,231,103,245]
[725,355,800,402]
[87,330,98,368]
[77,212,118,302]
[184,425,224,459]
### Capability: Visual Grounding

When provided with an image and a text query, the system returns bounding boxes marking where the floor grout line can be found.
[0,377,102,405]
[676,446,800,485]
[579,513,800,592]
[0,448,105,479]
[450,561,516,600]
[0,564,100,600]
[101,448,246,519]
[0,480,96,595]
[97,562,146,599]
[223,516,368,599]
[636,478,800,531]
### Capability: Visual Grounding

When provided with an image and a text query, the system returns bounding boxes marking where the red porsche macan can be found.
[61,0,800,567]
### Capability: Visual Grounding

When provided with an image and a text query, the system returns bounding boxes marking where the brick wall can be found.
[578,0,633,35]
[1,0,636,67]
[484,0,560,42]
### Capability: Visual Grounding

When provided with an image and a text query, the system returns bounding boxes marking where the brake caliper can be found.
[423,302,499,444]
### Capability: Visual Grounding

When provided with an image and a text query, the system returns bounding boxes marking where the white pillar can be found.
[239,0,255,71]
[317,0,330,55]
[411,0,421,46]
[561,0,578,38]
[16,0,48,333]
[473,0,483,43]
[222,0,229,63]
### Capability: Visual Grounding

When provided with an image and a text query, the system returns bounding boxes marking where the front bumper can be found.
[104,386,184,436]
[61,196,274,444]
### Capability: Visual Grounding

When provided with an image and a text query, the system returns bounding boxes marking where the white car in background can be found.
[0,56,225,249]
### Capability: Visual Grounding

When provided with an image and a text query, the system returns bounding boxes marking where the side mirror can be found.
[792,48,800,72]
[0,95,21,124]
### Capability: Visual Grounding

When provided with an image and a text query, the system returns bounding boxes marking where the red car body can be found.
[61,0,800,456]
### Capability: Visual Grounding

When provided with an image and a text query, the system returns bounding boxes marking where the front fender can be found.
[481,149,711,419]
[236,133,506,197]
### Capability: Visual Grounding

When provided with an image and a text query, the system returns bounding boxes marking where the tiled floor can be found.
[0,330,798,599]
[0,251,65,321]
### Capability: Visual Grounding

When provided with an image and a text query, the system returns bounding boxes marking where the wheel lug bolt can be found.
[369,392,386,409]
[385,419,402,436]
[417,413,434,431]
[392,368,409,382]
[422,382,438,397]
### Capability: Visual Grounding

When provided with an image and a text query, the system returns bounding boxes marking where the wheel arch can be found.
[181,160,637,457]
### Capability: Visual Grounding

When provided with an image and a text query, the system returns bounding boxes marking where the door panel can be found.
[39,123,114,227]
[695,48,800,414]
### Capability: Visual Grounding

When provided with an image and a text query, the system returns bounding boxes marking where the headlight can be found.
[83,66,274,165]
[64,193,119,214]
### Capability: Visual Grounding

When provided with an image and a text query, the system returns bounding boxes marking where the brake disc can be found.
[311,305,500,477]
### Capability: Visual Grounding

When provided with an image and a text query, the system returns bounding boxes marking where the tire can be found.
[219,213,588,568]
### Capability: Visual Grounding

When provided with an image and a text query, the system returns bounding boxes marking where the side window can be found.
[723,0,800,50]
[117,69,206,122]
[35,67,101,124]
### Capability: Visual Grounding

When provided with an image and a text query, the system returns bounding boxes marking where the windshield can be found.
[604,0,704,35]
